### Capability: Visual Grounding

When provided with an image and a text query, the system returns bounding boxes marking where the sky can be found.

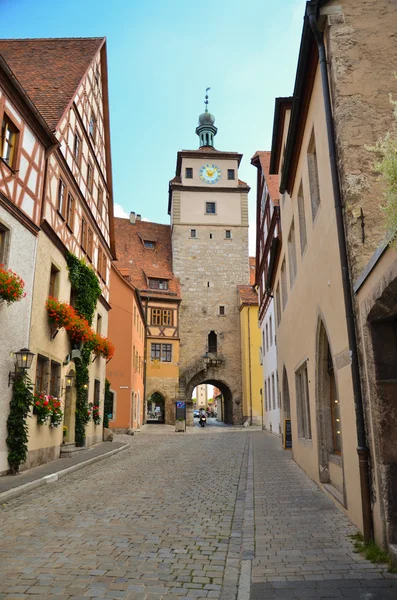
[0,0,305,255]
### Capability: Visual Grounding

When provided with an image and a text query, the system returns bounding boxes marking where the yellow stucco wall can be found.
[240,304,263,425]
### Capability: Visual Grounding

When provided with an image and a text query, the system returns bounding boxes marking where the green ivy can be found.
[6,375,34,474]
[66,253,101,446]
[103,379,112,429]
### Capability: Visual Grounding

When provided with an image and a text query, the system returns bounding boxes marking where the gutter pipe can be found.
[306,2,373,541]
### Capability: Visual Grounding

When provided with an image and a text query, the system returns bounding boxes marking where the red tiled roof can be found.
[0,37,104,130]
[114,217,181,300]
[251,151,279,204]
[238,285,258,305]
[249,257,256,285]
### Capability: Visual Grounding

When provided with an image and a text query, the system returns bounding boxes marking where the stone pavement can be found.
[251,432,397,599]
[0,429,396,599]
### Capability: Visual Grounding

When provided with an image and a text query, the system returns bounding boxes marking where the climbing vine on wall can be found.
[368,89,397,250]
[66,252,102,446]
[6,375,34,474]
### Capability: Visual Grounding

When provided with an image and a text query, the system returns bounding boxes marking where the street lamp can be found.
[61,372,75,396]
[8,347,35,386]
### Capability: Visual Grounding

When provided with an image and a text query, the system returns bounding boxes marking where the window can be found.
[268,377,271,410]
[206,202,216,214]
[225,230,232,239]
[281,259,288,310]
[208,330,217,353]
[1,114,19,168]
[275,284,281,326]
[87,162,94,194]
[219,305,225,316]
[227,169,235,180]
[262,330,266,355]
[50,361,61,397]
[97,314,102,334]
[134,305,137,328]
[190,229,197,238]
[209,233,213,239]
[185,167,193,179]
[307,130,321,221]
[151,343,172,362]
[269,316,273,345]
[296,362,311,440]
[74,132,82,165]
[161,344,172,362]
[81,217,87,251]
[151,343,161,360]
[97,186,103,218]
[0,223,9,265]
[49,264,59,298]
[266,323,269,351]
[89,113,97,142]
[97,246,103,278]
[94,379,100,405]
[35,355,49,394]
[297,183,307,254]
[144,240,155,249]
[272,373,276,410]
[87,227,93,260]
[57,179,66,217]
[264,380,268,411]
[288,220,297,286]
[107,390,114,420]
[66,193,74,230]
[149,278,168,290]
[162,309,172,326]
[151,308,173,326]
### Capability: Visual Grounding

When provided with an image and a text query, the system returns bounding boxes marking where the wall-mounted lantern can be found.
[8,347,35,387]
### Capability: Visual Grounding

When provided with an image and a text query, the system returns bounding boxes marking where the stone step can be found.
[60,443,87,459]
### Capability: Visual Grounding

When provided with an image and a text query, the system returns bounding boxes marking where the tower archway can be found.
[186,370,234,425]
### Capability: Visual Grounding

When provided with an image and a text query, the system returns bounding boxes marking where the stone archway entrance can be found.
[186,371,234,426]
[146,391,165,424]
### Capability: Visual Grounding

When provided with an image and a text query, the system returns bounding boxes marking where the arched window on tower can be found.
[208,331,217,354]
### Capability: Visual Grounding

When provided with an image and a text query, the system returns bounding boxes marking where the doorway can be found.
[146,391,165,424]
[63,369,76,443]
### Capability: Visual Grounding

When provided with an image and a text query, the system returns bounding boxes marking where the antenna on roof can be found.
[204,87,211,113]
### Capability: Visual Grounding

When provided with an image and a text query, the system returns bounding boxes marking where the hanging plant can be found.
[6,375,34,474]
[90,332,115,361]
[33,393,63,426]
[50,397,63,428]
[0,264,26,305]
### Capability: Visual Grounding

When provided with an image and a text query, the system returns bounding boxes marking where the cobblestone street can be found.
[0,430,396,600]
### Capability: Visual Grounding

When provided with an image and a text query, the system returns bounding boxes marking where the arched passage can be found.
[146,391,165,424]
[186,371,234,425]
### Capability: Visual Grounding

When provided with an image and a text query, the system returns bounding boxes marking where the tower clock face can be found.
[199,163,222,184]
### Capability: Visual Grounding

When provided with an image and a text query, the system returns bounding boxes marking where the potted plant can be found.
[175,417,185,432]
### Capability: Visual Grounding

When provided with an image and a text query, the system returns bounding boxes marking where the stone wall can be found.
[324,0,397,281]
[172,223,249,424]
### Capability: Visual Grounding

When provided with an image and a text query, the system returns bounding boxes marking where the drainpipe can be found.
[307,3,373,542]
[248,305,253,425]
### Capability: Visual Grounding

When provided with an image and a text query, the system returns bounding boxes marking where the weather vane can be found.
[204,87,211,113]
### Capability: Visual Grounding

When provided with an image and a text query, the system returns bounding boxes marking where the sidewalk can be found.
[250,431,397,599]
[0,440,129,503]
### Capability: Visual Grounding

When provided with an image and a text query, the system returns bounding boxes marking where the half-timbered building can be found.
[112,214,181,426]
[0,38,115,470]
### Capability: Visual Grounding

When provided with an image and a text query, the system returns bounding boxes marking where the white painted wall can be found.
[0,208,37,474]
[261,299,280,436]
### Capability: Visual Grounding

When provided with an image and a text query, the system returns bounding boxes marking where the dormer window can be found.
[149,278,168,290]
[144,240,155,249]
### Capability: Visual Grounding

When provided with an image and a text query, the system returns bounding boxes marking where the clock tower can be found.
[168,96,250,425]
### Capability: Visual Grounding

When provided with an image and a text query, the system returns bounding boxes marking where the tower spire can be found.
[196,87,218,148]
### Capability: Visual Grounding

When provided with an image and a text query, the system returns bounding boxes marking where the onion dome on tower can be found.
[196,88,218,148]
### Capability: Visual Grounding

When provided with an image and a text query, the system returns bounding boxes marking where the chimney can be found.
[129,211,136,224]
[136,214,142,222]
